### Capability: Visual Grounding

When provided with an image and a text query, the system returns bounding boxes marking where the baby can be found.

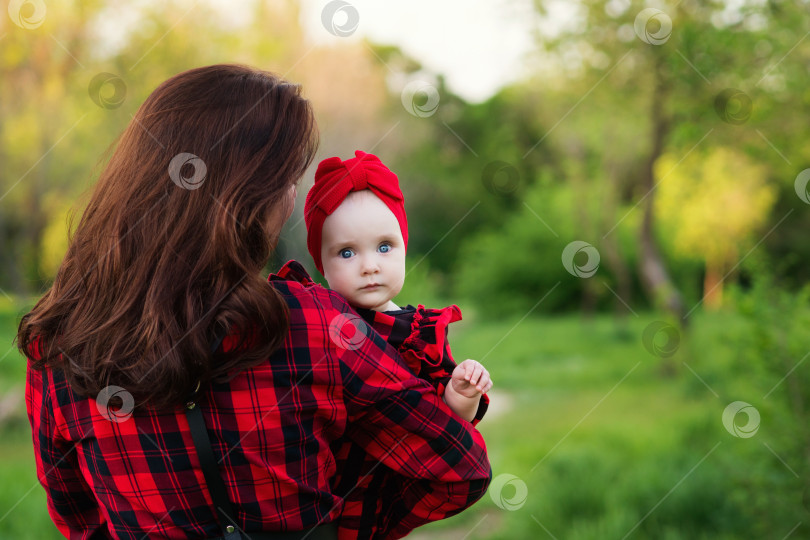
[305,150,492,417]
[296,150,492,538]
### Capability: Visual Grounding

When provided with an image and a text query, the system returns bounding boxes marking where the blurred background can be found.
[2,0,810,538]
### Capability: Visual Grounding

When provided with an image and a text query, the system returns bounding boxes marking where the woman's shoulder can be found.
[268,259,317,286]
[267,259,353,315]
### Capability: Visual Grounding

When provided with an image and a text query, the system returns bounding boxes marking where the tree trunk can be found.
[702,259,724,310]
[0,139,26,296]
[27,163,49,292]
[601,160,634,320]
[0,208,26,297]
[638,52,686,324]
[567,141,598,319]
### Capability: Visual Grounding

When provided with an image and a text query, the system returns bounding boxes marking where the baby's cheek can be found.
[389,277,405,298]
[340,289,362,306]
[394,261,407,291]
[329,273,357,301]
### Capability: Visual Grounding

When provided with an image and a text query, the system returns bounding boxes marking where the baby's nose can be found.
[361,256,380,273]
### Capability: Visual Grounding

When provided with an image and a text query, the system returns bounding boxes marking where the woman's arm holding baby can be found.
[443,359,493,423]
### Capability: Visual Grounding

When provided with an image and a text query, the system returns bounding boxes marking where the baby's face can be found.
[321,190,405,311]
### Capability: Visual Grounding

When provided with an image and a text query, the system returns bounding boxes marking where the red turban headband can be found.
[305,150,408,274]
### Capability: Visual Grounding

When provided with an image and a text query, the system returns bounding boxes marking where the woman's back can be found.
[27,265,491,539]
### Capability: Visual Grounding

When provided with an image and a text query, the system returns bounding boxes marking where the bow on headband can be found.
[304,150,408,273]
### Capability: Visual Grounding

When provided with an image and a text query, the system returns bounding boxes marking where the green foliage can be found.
[455,170,650,317]
[414,306,806,539]
[383,84,554,276]
[394,258,447,310]
[4,0,810,313]
[455,173,576,316]
[0,296,34,394]
[719,275,810,537]
[655,147,776,266]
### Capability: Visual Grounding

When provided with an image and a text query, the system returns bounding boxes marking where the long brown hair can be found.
[17,64,318,411]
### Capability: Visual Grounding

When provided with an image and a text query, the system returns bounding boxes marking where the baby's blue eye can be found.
[378,243,391,254]
[339,249,354,259]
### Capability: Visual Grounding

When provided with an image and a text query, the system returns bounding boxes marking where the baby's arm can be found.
[443,359,493,423]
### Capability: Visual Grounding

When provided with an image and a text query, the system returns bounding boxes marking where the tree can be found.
[525,0,810,319]
[655,147,775,309]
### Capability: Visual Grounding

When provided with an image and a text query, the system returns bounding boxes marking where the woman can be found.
[17,64,491,539]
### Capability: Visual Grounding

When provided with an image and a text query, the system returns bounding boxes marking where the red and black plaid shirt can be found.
[25,261,491,539]
[272,261,490,539]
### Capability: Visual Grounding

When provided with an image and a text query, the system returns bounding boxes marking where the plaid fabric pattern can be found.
[25,260,492,540]
[275,261,489,539]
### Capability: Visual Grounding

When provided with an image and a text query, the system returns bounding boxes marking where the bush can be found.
[455,174,652,318]
[713,272,810,537]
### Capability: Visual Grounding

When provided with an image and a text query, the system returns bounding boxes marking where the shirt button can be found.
[226,525,235,533]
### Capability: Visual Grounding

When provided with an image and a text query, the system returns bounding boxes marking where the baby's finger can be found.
[476,370,490,389]
[471,364,484,385]
[465,363,477,384]
[463,362,473,381]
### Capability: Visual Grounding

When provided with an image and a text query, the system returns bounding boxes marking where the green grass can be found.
[410,309,804,539]
[1,300,805,539]
[0,297,63,539]
[0,429,63,539]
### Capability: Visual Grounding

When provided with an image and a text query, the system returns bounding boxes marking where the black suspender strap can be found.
[183,330,338,540]
[185,330,242,540]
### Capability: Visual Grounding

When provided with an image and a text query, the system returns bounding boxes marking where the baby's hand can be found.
[450,359,493,398]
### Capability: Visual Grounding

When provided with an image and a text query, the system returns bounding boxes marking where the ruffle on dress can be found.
[400,304,462,369]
